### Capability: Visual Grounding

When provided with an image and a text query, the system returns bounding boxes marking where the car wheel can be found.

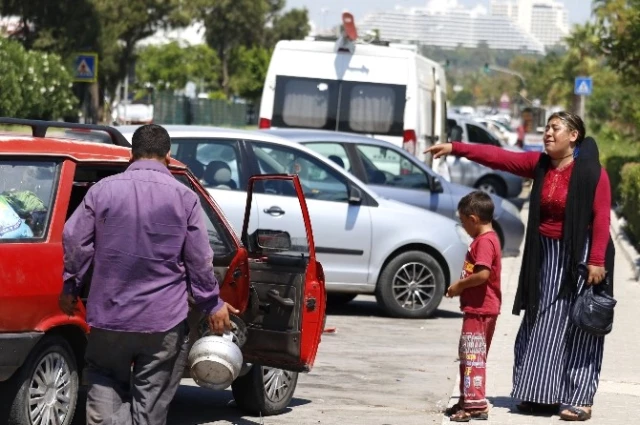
[375,250,445,318]
[231,365,299,416]
[327,293,357,305]
[476,176,507,198]
[2,335,79,425]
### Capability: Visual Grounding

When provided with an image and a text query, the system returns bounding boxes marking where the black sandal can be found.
[560,406,592,421]
[445,402,464,416]
[450,409,489,422]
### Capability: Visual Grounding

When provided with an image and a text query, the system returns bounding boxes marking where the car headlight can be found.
[455,224,472,246]
[501,199,520,218]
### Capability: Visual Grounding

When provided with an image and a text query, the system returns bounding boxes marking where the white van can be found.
[258,38,447,164]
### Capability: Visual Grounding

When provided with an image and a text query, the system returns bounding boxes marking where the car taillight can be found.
[259,118,271,129]
[403,129,417,156]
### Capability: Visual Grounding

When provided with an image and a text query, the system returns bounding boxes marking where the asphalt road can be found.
[72,295,464,425]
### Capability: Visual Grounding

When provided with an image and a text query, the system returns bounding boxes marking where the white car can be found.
[118,125,470,318]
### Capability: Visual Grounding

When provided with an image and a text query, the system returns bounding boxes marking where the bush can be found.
[595,125,640,205]
[620,162,640,241]
[0,38,77,119]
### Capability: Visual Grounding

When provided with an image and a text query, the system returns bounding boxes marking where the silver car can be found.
[445,114,524,198]
[265,129,524,257]
[118,125,470,318]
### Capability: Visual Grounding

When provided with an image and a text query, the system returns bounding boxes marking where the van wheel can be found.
[232,365,299,416]
[4,335,79,425]
[476,176,506,198]
[375,251,445,318]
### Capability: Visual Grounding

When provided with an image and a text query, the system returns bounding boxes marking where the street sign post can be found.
[574,76,592,119]
[574,76,592,96]
[73,53,98,83]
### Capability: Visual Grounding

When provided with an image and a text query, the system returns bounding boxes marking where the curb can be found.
[610,209,640,282]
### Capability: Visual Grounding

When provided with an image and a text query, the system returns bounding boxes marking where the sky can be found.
[286,0,593,34]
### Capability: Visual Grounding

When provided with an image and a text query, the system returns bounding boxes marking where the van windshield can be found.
[272,76,406,136]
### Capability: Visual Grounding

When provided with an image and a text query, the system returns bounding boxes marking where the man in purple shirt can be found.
[59,124,238,425]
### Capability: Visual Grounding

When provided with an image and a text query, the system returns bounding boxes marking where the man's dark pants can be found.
[84,321,189,425]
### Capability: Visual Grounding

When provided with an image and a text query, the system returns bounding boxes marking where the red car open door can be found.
[239,175,326,372]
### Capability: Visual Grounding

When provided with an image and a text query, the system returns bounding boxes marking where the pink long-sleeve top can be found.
[451,142,611,266]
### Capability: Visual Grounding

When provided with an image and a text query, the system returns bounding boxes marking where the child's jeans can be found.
[458,313,498,411]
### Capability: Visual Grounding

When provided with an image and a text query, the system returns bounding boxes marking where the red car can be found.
[0,118,326,425]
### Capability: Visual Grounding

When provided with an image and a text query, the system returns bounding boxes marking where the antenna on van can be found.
[336,11,358,53]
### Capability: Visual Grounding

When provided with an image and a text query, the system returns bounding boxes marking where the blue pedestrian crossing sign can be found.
[73,53,98,83]
[574,76,592,96]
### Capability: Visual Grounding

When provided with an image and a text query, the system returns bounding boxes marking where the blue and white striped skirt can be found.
[511,235,604,406]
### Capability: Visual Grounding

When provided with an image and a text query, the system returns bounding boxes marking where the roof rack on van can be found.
[0,117,131,147]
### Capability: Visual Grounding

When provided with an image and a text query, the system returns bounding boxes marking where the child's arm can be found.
[446,266,490,298]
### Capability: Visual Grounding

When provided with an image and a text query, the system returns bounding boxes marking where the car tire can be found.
[375,250,445,318]
[327,293,357,305]
[476,176,507,198]
[2,335,79,425]
[231,365,299,416]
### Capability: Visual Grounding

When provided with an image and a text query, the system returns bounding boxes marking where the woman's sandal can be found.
[560,406,592,421]
[445,402,464,416]
[449,409,489,422]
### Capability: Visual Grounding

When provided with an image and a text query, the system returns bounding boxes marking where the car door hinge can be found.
[305,297,316,311]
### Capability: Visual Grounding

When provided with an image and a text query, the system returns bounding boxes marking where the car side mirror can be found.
[254,229,292,251]
[348,185,363,205]
[430,176,444,193]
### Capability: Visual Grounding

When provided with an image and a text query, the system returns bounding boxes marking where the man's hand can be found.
[58,293,78,316]
[586,265,606,285]
[446,281,463,298]
[424,143,453,159]
[208,302,240,335]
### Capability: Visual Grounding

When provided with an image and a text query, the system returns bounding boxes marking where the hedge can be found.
[620,162,640,242]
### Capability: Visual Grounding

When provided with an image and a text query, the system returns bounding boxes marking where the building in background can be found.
[359,2,545,54]
[490,0,570,47]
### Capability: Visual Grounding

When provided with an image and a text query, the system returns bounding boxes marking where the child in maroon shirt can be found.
[446,191,502,422]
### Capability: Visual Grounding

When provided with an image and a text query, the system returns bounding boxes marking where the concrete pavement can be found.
[443,205,640,425]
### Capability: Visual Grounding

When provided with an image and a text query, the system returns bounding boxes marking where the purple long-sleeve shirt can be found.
[62,159,224,332]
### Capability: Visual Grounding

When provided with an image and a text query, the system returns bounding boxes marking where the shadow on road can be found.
[326,297,463,319]
[72,385,311,425]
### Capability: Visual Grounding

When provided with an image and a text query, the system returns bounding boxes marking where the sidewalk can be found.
[443,204,640,425]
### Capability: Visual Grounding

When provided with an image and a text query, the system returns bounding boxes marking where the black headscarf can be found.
[513,137,615,315]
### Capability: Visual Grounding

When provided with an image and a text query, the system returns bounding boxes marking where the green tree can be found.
[229,45,271,101]
[0,38,77,119]
[268,8,310,46]
[135,42,220,93]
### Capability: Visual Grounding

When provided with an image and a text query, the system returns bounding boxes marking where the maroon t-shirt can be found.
[459,231,502,315]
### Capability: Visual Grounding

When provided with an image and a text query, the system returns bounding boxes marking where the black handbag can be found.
[570,265,617,336]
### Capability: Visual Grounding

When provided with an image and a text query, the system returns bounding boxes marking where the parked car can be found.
[265,128,524,257]
[0,118,326,424]
[444,114,524,198]
[117,125,470,318]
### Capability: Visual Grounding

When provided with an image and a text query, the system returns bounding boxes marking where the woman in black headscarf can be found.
[427,111,614,421]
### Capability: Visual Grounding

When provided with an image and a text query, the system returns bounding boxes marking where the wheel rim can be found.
[478,183,497,194]
[28,352,72,425]
[262,367,294,403]
[391,262,436,311]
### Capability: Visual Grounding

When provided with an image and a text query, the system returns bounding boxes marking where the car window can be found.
[355,145,429,190]
[340,83,405,135]
[302,142,351,171]
[273,76,339,130]
[0,160,59,241]
[466,124,500,147]
[173,174,235,258]
[172,139,242,191]
[250,142,350,202]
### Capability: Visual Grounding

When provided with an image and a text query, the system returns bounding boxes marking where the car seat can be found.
[204,161,237,190]
[328,155,345,169]
[181,155,205,179]
[369,170,387,185]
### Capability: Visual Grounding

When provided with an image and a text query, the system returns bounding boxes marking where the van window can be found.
[273,76,338,130]
[272,76,406,136]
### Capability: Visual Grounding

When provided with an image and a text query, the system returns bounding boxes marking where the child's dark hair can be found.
[458,191,494,223]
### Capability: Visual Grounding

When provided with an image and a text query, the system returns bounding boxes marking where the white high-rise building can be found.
[490,0,569,47]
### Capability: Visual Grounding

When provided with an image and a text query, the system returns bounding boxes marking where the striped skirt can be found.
[511,235,605,406]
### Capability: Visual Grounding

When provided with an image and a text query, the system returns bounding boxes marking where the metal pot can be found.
[188,331,243,390]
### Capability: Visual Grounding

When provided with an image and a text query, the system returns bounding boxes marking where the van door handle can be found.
[263,206,285,216]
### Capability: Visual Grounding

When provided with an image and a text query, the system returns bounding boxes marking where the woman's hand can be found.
[586,265,606,285]
[424,143,453,159]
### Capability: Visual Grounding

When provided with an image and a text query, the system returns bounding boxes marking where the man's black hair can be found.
[131,124,171,160]
[458,191,494,223]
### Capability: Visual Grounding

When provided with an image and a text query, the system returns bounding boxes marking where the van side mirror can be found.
[348,185,363,205]
[430,176,444,193]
